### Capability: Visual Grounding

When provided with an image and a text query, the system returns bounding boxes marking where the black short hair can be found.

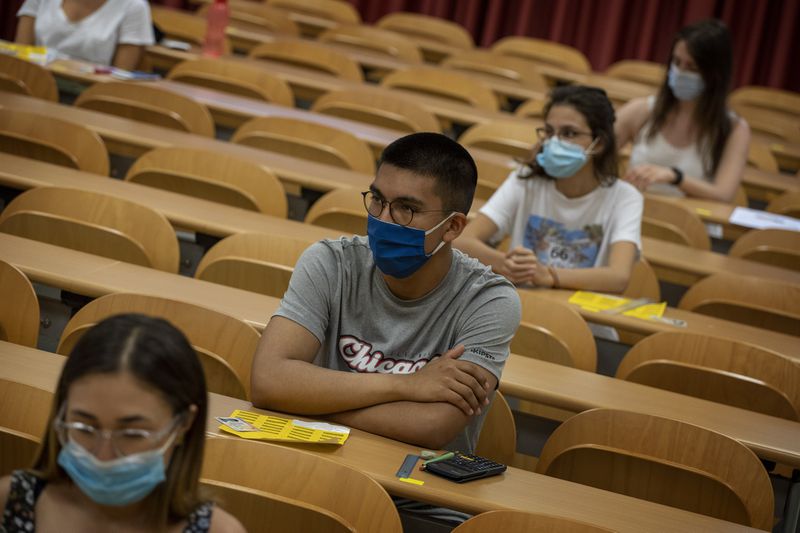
[378,132,477,214]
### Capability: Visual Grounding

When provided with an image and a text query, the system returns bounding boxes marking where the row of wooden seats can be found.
[3,250,799,429]
[0,339,778,531]
[4,47,796,205]
[1,176,798,335]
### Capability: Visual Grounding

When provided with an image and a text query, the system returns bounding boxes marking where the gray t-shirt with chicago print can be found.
[273,235,521,453]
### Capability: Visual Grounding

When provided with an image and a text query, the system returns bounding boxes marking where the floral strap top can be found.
[1,470,213,532]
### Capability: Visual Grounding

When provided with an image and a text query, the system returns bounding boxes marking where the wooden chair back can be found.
[679,272,800,336]
[492,37,591,74]
[248,40,363,82]
[736,106,800,144]
[604,60,665,89]
[75,81,215,137]
[459,120,539,159]
[195,232,314,298]
[233,116,375,174]
[0,108,109,175]
[151,6,232,54]
[319,25,423,63]
[201,479,354,533]
[515,291,597,372]
[0,54,58,101]
[0,379,51,475]
[767,190,800,219]
[747,136,780,173]
[730,85,800,120]
[197,1,300,36]
[0,378,52,438]
[266,0,361,25]
[376,12,474,50]
[0,427,41,476]
[475,391,516,465]
[304,187,365,235]
[642,195,711,250]
[441,50,549,91]
[56,293,260,401]
[167,58,294,106]
[453,510,614,533]
[515,98,546,119]
[126,147,288,217]
[0,187,179,273]
[535,409,774,530]
[311,88,441,133]
[0,260,40,348]
[202,437,402,533]
[381,67,498,112]
[729,228,800,272]
[621,258,661,301]
[617,331,800,420]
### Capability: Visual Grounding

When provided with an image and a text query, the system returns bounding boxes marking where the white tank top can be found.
[628,97,709,197]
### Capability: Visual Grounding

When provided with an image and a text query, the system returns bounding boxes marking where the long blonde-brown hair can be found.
[31,314,208,531]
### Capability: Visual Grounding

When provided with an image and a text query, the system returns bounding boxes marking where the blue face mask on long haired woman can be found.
[57,417,180,506]
[368,213,454,279]
[668,64,705,101]
[536,137,598,178]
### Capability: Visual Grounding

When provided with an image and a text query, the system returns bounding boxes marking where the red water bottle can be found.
[202,0,229,57]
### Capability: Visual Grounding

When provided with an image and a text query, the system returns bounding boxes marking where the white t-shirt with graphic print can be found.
[18,0,155,66]
[480,170,643,268]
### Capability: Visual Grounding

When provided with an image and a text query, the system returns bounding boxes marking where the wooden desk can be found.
[0,234,281,331]
[5,154,797,291]
[143,45,540,129]
[3,231,799,361]
[640,236,800,287]
[0,341,760,532]
[0,154,340,242]
[528,289,800,360]
[0,91,373,194]
[502,354,800,468]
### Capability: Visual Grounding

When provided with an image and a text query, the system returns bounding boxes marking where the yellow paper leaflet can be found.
[218,409,350,445]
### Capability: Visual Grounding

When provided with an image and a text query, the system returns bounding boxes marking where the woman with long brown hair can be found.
[0,314,244,533]
[616,19,750,203]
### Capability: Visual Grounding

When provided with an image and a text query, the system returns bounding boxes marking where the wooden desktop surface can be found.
[0,341,762,532]
[0,91,372,194]
[0,234,281,331]
[47,58,795,200]
[0,154,340,241]
[2,231,798,360]
[525,288,800,360]
[2,154,798,292]
[501,354,800,468]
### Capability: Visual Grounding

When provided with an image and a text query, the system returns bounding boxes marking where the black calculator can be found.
[424,452,507,483]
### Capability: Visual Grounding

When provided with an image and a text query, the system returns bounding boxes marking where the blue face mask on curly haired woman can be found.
[536,137,599,178]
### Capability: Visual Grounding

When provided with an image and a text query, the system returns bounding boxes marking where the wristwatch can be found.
[671,166,684,186]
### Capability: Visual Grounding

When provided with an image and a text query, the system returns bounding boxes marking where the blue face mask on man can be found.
[668,64,705,101]
[536,137,598,178]
[367,213,455,279]
[57,429,177,506]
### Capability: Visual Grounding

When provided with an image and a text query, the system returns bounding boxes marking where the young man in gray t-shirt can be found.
[251,133,521,453]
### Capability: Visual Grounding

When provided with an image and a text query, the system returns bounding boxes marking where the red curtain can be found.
[351,0,799,92]
[2,0,797,91]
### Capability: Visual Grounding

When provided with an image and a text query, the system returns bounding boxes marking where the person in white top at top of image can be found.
[455,85,643,294]
[615,18,751,203]
[15,0,155,70]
